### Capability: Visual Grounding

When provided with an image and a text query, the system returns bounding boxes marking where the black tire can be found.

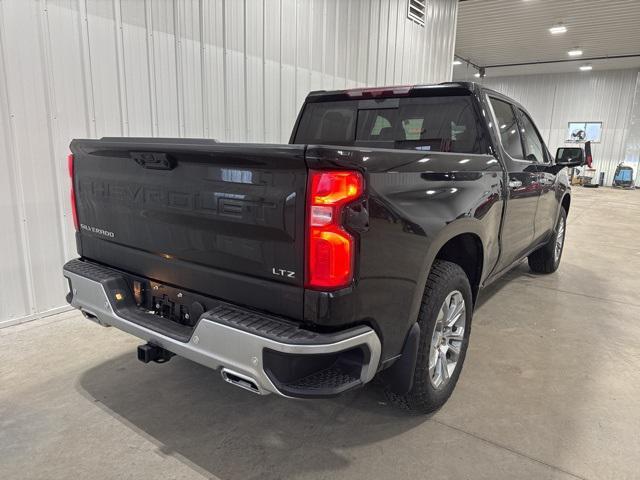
[528,208,567,274]
[386,260,473,414]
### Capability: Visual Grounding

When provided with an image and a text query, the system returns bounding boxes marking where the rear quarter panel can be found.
[304,146,505,361]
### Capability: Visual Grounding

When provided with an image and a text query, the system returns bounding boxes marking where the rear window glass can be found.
[293,95,488,154]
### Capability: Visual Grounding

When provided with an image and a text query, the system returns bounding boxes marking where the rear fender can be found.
[407,219,487,330]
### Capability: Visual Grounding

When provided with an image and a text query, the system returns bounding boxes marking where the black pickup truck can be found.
[63,82,584,413]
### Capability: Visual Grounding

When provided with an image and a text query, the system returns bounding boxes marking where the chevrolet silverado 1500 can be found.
[63,83,584,412]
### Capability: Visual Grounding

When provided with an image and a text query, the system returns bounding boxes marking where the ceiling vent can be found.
[408,0,426,27]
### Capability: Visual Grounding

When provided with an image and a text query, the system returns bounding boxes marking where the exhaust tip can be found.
[221,368,261,394]
[81,309,110,327]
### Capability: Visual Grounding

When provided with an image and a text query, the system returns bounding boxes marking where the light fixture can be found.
[568,48,583,57]
[549,24,567,34]
[580,64,593,71]
[453,60,462,66]
[474,72,481,78]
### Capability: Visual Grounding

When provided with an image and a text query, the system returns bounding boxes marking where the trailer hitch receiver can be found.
[137,343,175,364]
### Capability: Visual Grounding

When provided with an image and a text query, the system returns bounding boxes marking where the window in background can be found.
[357,109,399,140]
[403,118,425,140]
[566,122,602,143]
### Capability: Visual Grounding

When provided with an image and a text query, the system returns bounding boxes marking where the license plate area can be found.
[124,275,219,328]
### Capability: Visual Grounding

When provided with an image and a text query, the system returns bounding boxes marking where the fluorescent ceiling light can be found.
[568,48,583,57]
[549,24,567,34]
[580,65,593,71]
[453,60,462,66]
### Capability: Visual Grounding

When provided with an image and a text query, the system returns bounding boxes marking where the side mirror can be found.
[555,147,585,167]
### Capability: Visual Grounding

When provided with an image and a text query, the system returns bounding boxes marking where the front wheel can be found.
[386,260,473,414]
[528,208,567,274]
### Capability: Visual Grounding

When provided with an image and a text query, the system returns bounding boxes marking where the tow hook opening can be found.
[137,343,175,364]
[221,368,261,394]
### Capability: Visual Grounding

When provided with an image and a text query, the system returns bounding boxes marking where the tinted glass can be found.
[489,97,524,159]
[294,95,488,154]
[518,109,547,163]
[294,103,356,143]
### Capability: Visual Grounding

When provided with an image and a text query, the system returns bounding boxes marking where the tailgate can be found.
[70,139,307,320]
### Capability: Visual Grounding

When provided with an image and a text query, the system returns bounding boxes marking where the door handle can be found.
[508,179,523,189]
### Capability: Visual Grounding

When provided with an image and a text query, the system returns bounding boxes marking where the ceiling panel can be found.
[454,0,640,77]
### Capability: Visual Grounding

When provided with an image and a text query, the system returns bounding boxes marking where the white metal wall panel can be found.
[1,0,68,323]
[0,22,31,322]
[201,0,225,140]
[86,1,123,136]
[245,0,264,142]
[151,2,180,136]
[625,75,640,185]
[0,0,457,326]
[482,69,640,186]
[120,0,154,136]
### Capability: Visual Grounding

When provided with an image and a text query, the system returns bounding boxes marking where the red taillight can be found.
[68,153,79,231]
[306,170,363,289]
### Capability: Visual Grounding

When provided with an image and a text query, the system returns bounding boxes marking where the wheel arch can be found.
[421,220,487,307]
[381,223,486,395]
[433,233,484,305]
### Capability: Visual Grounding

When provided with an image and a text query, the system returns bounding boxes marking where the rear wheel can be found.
[528,208,567,274]
[387,260,473,414]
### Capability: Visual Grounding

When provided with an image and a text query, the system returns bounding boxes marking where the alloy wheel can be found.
[555,216,566,263]
[429,290,466,389]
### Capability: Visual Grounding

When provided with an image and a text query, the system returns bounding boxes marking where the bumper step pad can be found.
[284,366,359,392]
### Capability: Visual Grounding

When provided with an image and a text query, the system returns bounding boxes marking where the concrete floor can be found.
[1,187,639,480]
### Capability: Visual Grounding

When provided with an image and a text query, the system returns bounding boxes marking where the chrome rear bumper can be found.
[63,259,381,398]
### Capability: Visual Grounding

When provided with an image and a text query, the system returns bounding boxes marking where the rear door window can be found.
[294,95,489,154]
[489,97,524,160]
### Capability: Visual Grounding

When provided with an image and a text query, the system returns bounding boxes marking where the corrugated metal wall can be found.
[481,69,640,186]
[0,0,458,326]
